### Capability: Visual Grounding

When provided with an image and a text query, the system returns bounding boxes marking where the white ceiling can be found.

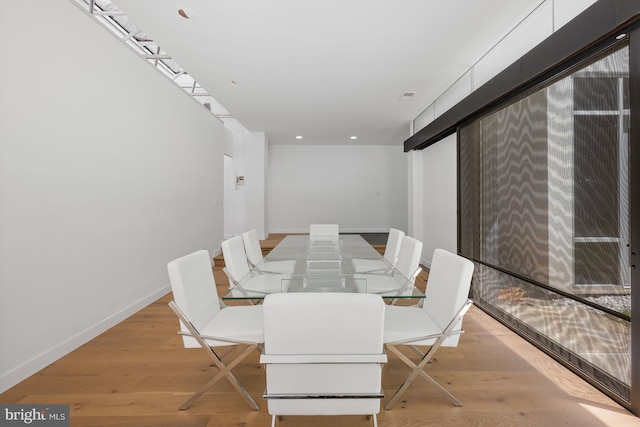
[111,0,544,145]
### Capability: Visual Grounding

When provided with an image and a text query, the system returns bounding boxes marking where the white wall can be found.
[222,131,268,239]
[223,130,246,239]
[415,0,598,129]
[223,154,236,239]
[244,133,268,239]
[410,0,598,262]
[412,136,458,267]
[0,0,225,392]
[267,145,407,233]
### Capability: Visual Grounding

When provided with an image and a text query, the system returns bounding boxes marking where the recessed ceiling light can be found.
[350,136,358,140]
[399,91,416,101]
[616,33,627,40]
[296,136,303,139]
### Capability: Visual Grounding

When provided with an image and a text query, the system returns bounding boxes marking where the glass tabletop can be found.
[222,235,425,301]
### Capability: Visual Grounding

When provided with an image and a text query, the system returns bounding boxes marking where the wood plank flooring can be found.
[1,234,639,426]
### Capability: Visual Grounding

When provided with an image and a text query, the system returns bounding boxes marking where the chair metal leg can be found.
[179,343,260,410]
[384,300,473,409]
[408,345,424,357]
[214,345,237,361]
[384,344,462,409]
[169,302,261,411]
[372,413,378,427]
[211,343,262,364]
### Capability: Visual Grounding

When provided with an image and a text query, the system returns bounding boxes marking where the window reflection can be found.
[460,44,631,401]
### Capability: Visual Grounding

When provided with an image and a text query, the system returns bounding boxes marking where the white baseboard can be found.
[0,285,170,394]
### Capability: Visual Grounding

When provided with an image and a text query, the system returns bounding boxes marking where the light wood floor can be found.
[2,235,639,426]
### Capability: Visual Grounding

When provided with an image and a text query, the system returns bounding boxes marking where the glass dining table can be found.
[222,234,425,302]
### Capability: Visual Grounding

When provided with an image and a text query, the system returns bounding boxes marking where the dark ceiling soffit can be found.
[404,0,640,152]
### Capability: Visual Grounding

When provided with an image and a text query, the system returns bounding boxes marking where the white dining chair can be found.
[309,223,339,244]
[242,229,296,274]
[352,228,405,273]
[354,235,423,296]
[261,292,387,427]
[222,235,291,295]
[167,249,263,410]
[383,248,474,409]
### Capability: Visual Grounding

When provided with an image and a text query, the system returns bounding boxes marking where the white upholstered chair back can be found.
[261,293,386,422]
[309,223,339,243]
[167,249,221,348]
[383,228,405,265]
[242,229,264,267]
[263,293,384,355]
[221,235,252,283]
[394,235,423,282]
[422,248,474,347]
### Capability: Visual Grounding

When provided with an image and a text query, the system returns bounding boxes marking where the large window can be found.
[459,44,631,401]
